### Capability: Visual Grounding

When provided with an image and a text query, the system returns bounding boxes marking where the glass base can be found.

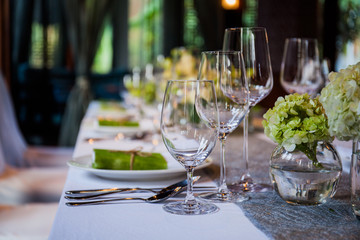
[229,178,273,193]
[163,201,219,215]
[198,191,249,203]
[352,205,360,220]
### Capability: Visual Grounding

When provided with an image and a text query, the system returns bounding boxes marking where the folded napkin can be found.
[97,117,139,127]
[99,101,125,111]
[92,148,167,170]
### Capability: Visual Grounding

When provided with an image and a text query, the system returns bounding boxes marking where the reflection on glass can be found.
[161,80,219,215]
[280,38,324,97]
[223,27,273,192]
[198,51,249,203]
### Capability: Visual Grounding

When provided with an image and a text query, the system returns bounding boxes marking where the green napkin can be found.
[99,101,125,111]
[92,149,168,170]
[97,118,139,127]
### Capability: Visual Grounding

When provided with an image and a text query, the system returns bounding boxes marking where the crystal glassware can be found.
[280,38,324,97]
[223,27,274,192]
[270,141,342,205]
[160,80,220,215]
[197,51,249,202]
[351,140,360,219]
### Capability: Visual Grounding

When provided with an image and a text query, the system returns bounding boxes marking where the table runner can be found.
[238,192,360,240]
[227,133,360,240]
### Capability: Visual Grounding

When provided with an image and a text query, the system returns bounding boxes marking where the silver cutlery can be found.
[65,177,193,200]
[65,176,216,200]
[66,186,183,206]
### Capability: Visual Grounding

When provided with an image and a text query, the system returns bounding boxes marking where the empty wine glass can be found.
[197,51,249,202]
[280,38,324,97]
[161,80,219,215]
[223,27,273,192]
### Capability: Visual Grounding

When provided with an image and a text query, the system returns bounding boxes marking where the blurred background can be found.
[0,0,359,147]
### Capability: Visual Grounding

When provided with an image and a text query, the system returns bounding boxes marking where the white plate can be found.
[93,118,155,135]
[67,155,212,181]
[94,125,141,134]
[93,119,142,134]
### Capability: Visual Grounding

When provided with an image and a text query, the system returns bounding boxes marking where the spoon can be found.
[65,176,200,200]
[66,186,183,206]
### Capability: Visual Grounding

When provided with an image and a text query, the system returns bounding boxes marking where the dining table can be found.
[49,100,360,240]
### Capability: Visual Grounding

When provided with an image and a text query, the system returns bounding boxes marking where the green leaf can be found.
[295,142,324,168]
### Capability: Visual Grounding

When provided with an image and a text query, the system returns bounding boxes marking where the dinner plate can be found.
[67,154,213,181]
[94,124,141,134]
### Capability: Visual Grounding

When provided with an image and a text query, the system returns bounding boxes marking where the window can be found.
[29,23,60,69]
[335,0,360,70]
[128,0,163,69]
[184,0,204,49]
[92,18,113,73]
[242,0,257,27]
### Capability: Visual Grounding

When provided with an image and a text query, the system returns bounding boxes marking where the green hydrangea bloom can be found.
[263,93,332,167]
[319,62,360,141]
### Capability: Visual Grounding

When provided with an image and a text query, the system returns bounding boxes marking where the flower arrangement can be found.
[263,93,332,167]
[319,62,360,141]
[162,47,199,80]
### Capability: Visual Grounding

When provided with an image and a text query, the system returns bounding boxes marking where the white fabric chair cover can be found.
[0,72,71,239]
[0,202,59,238]
[0,72,28,169]
[0,144,6,174]
[0,72,73,169]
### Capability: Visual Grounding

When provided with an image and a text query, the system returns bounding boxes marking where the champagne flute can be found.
[198,51,249,202]
[280,38,324,97]
[223,27,273,192]
[161,80,219,215]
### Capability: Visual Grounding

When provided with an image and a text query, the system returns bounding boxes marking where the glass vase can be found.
[270,141,342,205]
[351,140,360,219]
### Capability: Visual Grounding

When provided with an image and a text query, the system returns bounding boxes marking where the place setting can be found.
[64,26,360,223]
[4,1,360,239]
[44,23,360,240]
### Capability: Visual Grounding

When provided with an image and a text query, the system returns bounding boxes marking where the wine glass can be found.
[197,51,249,202]
[223,27,273,192]
[122,67,144,111]
[161,79,220,215]
[280,38,324,97]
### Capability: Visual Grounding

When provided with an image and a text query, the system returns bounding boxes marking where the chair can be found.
[0,71,73,170]
[0,71,71,237]
[0,71,27,170]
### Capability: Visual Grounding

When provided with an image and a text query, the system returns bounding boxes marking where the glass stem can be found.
[218,137,228,193]
[242,113,251,181]
[185,167,195,204]
[351,139,360,219]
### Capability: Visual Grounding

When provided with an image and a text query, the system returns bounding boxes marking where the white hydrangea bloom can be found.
[319,62,360,141]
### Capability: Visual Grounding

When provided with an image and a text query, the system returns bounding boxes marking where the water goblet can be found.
[223,27,274,192]
[280,38,324,97]
[197,51,249,202]
[161,79,220,215]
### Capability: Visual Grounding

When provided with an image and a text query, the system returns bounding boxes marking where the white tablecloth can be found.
[49,167,267,240]
[49,101,268,240]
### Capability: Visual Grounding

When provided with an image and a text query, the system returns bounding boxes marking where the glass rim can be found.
[167,79,214,83]
[201,50,243,55]
[285,37,318,43]
[224,27,267,32]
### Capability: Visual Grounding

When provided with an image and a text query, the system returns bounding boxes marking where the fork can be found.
[66,186,183,206]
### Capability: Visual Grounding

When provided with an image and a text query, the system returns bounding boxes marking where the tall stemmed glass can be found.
[223,27,273,192]
[198,51,249,202]
[161,80,220,215]
[280,38,324,97]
